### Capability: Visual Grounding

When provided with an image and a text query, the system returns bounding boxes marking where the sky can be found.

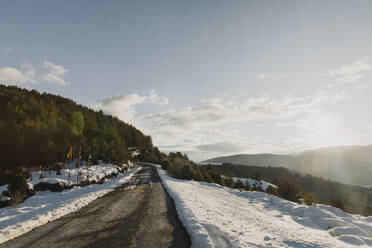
[1,0,372,161]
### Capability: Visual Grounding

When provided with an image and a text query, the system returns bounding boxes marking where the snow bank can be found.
[0,166,141,244]
[0,185,8,194]
[231,177,277,191]
[29,163,122,187]
[198,162,223,166]
[0,185,10,202]
[155,165,372,247]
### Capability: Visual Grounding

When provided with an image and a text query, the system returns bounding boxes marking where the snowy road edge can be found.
[154,164,214,248]
[154,164,372,247]
[0,166,142,245]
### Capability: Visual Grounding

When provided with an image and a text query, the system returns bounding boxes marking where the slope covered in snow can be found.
[28,162,132,187]
[0,166,141,244]
[231,177,277,191]
[156,165,372,247]
[0,185,10,202]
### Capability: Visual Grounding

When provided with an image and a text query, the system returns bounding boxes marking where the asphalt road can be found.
[1,165,191,248]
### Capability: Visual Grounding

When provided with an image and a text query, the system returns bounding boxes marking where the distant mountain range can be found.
[203,145,372,186]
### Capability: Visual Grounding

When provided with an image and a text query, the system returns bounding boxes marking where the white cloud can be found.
[141,89,348,133]
[92,94,147,122]
[41,61,70,86]
[147,89,169,105]
[326,59,372,83]
[92,90,169,122]
[136,89,348,160]
[196,142,245,153]
[257,74,287,80]
[335,73,362,83]
[276,114,356,150]
[41,73,69,86]
[43,61,69,75]
[0,62,70,86]
[0,67,36,84]
[257,74,269,79]
[327,60,372,75]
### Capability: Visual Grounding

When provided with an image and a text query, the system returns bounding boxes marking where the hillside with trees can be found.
[207,163,372,216]
[0,85,158,171]
[204,146,372,186]
[155,154,372,216]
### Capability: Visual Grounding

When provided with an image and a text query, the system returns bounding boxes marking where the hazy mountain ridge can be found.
[204,145,372,186]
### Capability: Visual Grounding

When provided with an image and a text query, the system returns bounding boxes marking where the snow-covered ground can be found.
[156,165,372,247]
[0,165,141,244]
[231,176,277,191]
[28,162,131,187]
[0,185,10,202]
[198,162,223,166]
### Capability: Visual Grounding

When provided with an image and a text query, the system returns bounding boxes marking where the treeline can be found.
[159,152,226,184]
[155,154,372,216]
[211,163,372,216]
[154,154,310,205]
[0,85,154,170]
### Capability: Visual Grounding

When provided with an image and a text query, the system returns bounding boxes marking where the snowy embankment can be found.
[231,176,277,191]
[155,165,372,247]
[0,185,10,202]
[0,165,141,244]
[28,162,129,187]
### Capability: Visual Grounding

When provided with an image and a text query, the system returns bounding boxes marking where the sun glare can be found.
[305,116,349,147]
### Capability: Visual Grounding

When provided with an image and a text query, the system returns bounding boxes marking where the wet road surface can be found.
[1,165,190,248]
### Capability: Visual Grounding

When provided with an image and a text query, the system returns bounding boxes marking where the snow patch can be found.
[28,163,123,187]
[0,185,10,202]
[198,162,223,166]
[231,176,277,191]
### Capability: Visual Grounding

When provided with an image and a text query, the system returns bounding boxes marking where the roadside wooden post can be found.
[67,145,72,184]
[86,146,91,183]
[77,145,81,184]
